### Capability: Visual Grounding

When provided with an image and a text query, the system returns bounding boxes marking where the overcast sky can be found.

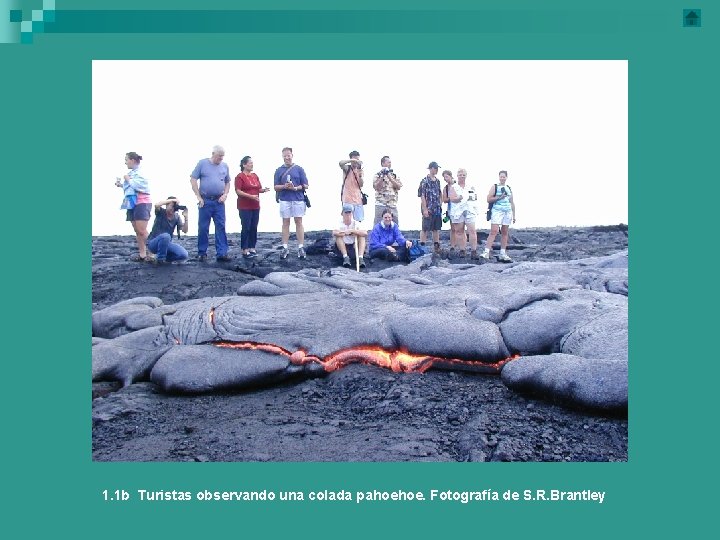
[92,60,627,237]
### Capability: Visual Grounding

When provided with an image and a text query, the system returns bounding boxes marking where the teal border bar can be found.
[43,9,657,34]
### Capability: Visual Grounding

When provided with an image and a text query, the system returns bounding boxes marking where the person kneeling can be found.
[333,203,367,268]
[147,196,189,264]
[368,208,412,262]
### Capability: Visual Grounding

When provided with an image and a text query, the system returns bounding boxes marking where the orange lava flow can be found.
[211,341,518,375]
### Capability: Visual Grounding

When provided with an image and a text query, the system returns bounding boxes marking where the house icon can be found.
[683,9,701,27]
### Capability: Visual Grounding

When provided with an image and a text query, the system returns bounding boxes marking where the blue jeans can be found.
[147,233,189,262]
[239,209,260,250]
[198,199,228,257]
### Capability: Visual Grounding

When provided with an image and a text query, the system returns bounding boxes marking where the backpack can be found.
[486,183,511,220]
[408,239,426,261]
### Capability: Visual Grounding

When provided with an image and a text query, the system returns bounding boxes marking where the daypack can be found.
[408,239,426,261]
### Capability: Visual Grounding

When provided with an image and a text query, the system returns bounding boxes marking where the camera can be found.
[176,204,187,211]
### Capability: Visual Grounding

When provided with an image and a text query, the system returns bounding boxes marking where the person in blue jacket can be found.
[368,208,413,261]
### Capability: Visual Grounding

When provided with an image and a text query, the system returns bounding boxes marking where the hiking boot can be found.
[359,257,366,268]
[498,253,513,262]
[216,255,233,262]
[471,250,480,260]
[298,247,306,259]
[342,256,351,268]
[280,247,289,259]
[198,254,207,262]
[433,242,441,254]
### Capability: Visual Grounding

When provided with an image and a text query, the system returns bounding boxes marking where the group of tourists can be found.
[115,146,516,266]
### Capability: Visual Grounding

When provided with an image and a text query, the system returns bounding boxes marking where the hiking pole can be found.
[354,236,360,272]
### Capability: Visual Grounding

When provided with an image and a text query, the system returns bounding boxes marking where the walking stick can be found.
[354,236,360,272]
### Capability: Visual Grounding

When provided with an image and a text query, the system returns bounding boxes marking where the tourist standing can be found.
[481,170,516,262]
[235,156,270,258]
[419,161,442,252]
[115,151,152,262]
[274,147,309,259]
[373,155,402,226]
[189,145,232,262]
[339,150,365,222]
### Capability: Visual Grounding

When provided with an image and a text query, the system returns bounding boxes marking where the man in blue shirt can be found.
[274,147,310,259]
[190,145,232,262]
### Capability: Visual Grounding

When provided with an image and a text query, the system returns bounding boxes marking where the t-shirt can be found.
[148,209,181,241]
[374,169,401,208]
[419,176,442,215]
[235,172,263,210]
[190,159,230,197]
[492,184,513,211]
[274,164,309,202]
[341,166,364,205]
[337,218,360,245]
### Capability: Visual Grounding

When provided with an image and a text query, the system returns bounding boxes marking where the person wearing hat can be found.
[146,196,189,265]
[339,150,365,222]
[418,161,443,251]
[332,203,367,268]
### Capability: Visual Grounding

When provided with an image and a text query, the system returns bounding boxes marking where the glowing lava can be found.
[212,342,518,374]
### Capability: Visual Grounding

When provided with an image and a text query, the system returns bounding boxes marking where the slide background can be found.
[2,0,715,536]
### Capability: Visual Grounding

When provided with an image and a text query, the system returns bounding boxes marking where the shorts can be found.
[490,207,513,226]
[345,203,364,222]
[422,214,442,232]
[126,203,152,222]
[450,209,477,225]
[279,200,306,218]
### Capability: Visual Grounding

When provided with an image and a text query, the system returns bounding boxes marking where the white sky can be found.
[92,60,627,237]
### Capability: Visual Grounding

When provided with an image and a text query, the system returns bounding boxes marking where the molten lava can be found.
[213,341,518,374]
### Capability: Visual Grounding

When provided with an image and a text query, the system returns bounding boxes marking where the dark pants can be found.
[197,199,227,257]
[239,209,260,250]
[369,245,408,261]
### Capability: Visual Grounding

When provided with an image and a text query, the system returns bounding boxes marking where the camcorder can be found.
[176,204,188,211]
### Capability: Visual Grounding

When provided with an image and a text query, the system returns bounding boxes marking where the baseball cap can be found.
[342,203,354,213]
[428,161,440,169]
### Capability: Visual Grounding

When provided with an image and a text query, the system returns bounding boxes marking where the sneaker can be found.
[480,250,490,260]
[280,247,289,259]
[248,251,258,258]
[342,256,351,268]
[198,254,208,262]
[242,252,252,259]
[216,255,233,262]
[298,247,306,259]
[359,257,366,268]
[498,253,513,262]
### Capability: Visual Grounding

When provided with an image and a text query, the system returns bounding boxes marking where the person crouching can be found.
[146,196,189,265]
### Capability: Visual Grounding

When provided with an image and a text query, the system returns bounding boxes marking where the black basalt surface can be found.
[92,226,628,462]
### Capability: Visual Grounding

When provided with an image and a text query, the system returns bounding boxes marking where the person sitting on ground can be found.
[368,208,413,261]
[146,196,189,265]
[332,203,367,268]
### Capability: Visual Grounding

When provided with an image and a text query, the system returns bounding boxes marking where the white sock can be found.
[483,247,490,254]
[500,249,506,256]
[283,244,288,249]
[298,244,304,249]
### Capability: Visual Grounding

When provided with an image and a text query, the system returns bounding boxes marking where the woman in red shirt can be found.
[235,156,270,258]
